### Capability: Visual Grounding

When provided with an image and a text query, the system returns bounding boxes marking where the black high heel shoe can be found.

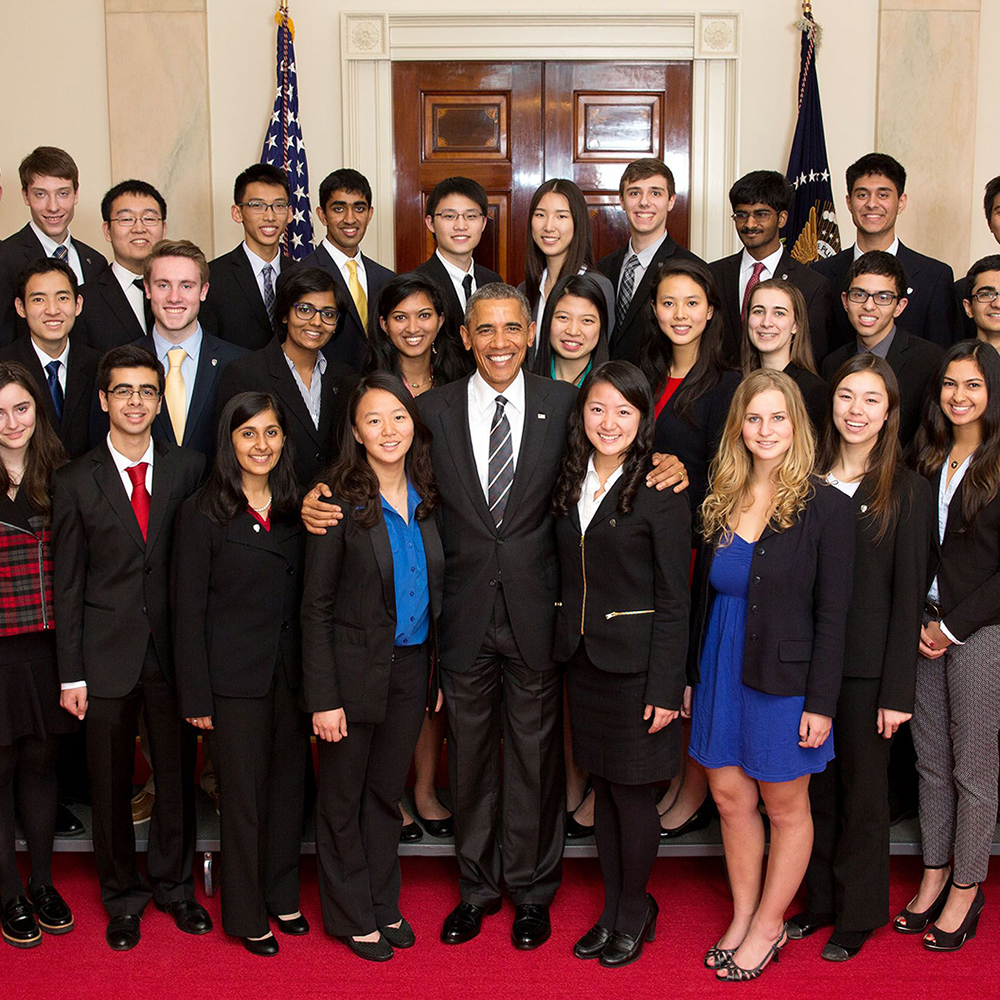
[660,796,716,840]
[715,924,788,982]
[923,883,985,952]
[599,894,658,968]
[893,870,951,934]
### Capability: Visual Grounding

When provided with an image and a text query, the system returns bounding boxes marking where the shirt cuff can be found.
[939,622,965,645]
[60,681,87,690]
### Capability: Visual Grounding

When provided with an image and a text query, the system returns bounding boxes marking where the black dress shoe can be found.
[512,903,551,950]
[54,803,84,838]
[338,932,394,961]
[573,923,611,959]
[415,812,454,838]
[786,910,834,940]
[155,899,213,935]
[2,895,41,948]
[565,813,594,839]
[821,928,873,961]
[441,899,501,944]
[272,912,309,935]
[660,796,716,840]
[27,879,74,934]
[106,914,141,951]
[599,894,658,968]
[380,917,415,948]
[243,934,279,956]
[399,821,423,843]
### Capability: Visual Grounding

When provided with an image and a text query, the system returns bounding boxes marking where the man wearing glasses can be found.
[53,344,208,951]
[962,254,1000,353]
[204,164,293,352]
[709,170,835,365]
[957,179,1000,339]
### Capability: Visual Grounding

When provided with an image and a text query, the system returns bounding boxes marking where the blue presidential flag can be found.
[261,3,314,260]
[784,6,841,264]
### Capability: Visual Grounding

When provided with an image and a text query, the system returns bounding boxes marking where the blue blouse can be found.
[381,481,430,646]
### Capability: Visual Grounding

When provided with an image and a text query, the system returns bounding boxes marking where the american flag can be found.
[261,2,314,259]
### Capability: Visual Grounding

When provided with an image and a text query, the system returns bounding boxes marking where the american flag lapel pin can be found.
[537,412,546,419]
[211,358,218,366]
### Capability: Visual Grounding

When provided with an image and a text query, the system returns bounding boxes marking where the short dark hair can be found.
[97,344,165,396]
[100,180,167,223]
[318,169,371,209]
[15,258,79,303]
[846,250,909,299]
[272,265,350,340]
[233,163,289,205]
[965,254,1000,301]
[19,147,79,191]
[426,176,489,218]
[846,153,906,197]
[985,176,1000,221]
[728,170,793,214]
[619,158,676,199]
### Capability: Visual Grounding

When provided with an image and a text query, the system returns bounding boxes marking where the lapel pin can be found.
[211,358,218,366]
[860,504,868,513]
[253,523,260,532]
[907,287,914,296]
[537,413,546,419]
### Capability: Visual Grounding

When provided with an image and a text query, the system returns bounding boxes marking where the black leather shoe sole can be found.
[2,924,41,948]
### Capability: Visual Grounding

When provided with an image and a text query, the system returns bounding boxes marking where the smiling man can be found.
[957,179,1000,338]
[962,254,1000,353]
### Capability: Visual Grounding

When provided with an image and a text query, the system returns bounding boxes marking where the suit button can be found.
[489,579,497,588]
[750,605,758,612]
[496,538,505,545]
[286,566,294,576]
[144,566,153,575]
[142,606,147,615]
[754,576,761,583]
[609,518,617,527]
[281,621,290,631]
[756,547,765,556]
[750,633,757,641]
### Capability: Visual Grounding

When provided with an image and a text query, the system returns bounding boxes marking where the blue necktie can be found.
[45,360,64,422]
[52,245,68,262]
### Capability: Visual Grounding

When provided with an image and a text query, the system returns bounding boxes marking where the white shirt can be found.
[436,249,476,308]
[30,338,69,393]
[468,369,526,499]
[738,244,785,308]
[30,221,84,285]
[825,473,861,498]
[242,241,282,303]
[617,231,668,296]
[151,325,202,416]
[927,455,971,644]
[111,260,148,332]
[852,236,900,260]
[323,238,367,296]
[578,456,625,533]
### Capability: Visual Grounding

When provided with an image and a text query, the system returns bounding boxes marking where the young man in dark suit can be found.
[0,147,106,346]
[414,176,500,371]
[710,170,835,364]
[53,345,209,951]
[956,177,1000,339]
[203,163,292,351]
[598,158,703,365]
[813,153,957,349]
[961,254,1000,353]
[298,169,394,370]
[84,180,167,351]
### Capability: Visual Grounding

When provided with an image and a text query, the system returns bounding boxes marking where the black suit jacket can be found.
[954,276,978,340]
[709,249,835,364]
[52,439,205,697]
[300,496,444,724]
[553,474,691,707]
[812,242,958,349]
[821,327,942,446]
[0,335,100,460]
[689,482,855,717]
[80,265,147,351]
[598,235,704,365]
[172,502,305,718]
[0,224,106,346]
[416,372,578,672]
[203,244,292,351]
[295,245,394,370]
[216,337,355,491]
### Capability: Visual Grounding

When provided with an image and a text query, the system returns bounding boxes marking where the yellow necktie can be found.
[165,347,187,444]
[346,259,368,330]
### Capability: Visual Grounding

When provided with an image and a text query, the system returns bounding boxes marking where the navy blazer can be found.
[81,264,149,351]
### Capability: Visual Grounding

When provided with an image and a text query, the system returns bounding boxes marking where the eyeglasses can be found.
[108,385,160,400]
[292,302,339,324]
[731,209,775,224]
[433,211,484,223]
[110,214,163,228]
[238,199,290,214]
[846,288,899,306]
[971,288,1000,304]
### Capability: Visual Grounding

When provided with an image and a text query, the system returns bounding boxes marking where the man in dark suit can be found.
[414,176,500,371]
[83,180,167,352]
[821,252,942,447]
[598,158,703,365]
[297,169,394,370]
[960,254,1000,353]
[203,163,292,351]
[956,177,1000,339]
[813,153,957,349]
[0,146,106,346]
[53,344,210,951]
[710,170,835,364]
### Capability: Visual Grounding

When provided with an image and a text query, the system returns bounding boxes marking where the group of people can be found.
[1,140,999,984]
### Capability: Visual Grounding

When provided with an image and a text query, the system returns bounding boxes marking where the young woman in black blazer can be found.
[301,372,443,962]
[172,391,308,956]
[552,361,690,968]
[900,340,1000,951]
[742,279,827,431]
[688,369,854,981]
[788,355,934,961]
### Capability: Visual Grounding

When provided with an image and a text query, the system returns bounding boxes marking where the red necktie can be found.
[741,261,767,323]
[127,463,150,541]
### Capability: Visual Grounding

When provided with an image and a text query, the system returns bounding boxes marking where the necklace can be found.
[248,493,272,514]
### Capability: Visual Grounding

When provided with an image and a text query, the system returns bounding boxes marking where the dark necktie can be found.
[488,395,513,529]
[262,263,276,324]
[132,277,154,333]
[127,463,150,541]
[616,253,639,329]
[52,244,68,263]
[45,360,64,422]
[462,273,474,307]
[741,261,767,323]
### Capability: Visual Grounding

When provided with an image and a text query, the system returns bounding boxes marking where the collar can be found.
[152,324,203,364]
[628,230,668,269]
[469,368,525,417]
[435,248,474,282]
[740,244,784,276]
[106,432,154,475]
[583,453,625,496]
[242,240,282,277]
[30,336,70,371]
[853,236,900,260]
[380,479,422,521]
[857,325,897,359]
[282,346,327,376]
[111,260,143,292]
[29,220,73,256]
[322,238,363,273]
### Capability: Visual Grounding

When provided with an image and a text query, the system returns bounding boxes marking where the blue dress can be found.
[690,534,834,782]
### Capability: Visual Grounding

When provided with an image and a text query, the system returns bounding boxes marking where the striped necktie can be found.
[261,263,275,324]
[615,253,640,329]
[488,395,513,529]
[52,244,69,262]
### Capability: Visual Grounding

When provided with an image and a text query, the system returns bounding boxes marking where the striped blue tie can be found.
[52,244,69,262]
[488,395,513,529]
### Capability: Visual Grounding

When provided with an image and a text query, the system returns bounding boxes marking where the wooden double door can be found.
[392,60,692,282]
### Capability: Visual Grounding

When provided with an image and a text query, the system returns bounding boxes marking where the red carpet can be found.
[3,854,991,998]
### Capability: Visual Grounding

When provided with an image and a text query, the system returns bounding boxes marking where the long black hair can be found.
[321,372,438,529]
[272,265,350,342]
[197,392,300,523]
[551,360,654,517]
[531,272,610,381]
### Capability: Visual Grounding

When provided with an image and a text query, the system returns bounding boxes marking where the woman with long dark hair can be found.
[301,372,444,962]
[0,362,74,949]
[787,355,933,961]
[899,340,1000,952]
[172,392,308,955]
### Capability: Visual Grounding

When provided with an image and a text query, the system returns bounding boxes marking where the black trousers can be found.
[440,588,564,907]
[806,677,893,932]
[86,640,196,917]
[211,665,308,938]
[315,644,428,936]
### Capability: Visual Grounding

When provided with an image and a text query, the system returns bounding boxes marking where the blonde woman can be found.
[686,370,854,981]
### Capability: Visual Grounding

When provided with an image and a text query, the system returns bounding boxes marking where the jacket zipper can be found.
[0,519,48,629]
[579,533,586,635]
[605,609,655,619]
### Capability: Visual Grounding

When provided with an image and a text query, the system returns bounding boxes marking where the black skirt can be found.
[0,631,77,746]
[566,641,680,785]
